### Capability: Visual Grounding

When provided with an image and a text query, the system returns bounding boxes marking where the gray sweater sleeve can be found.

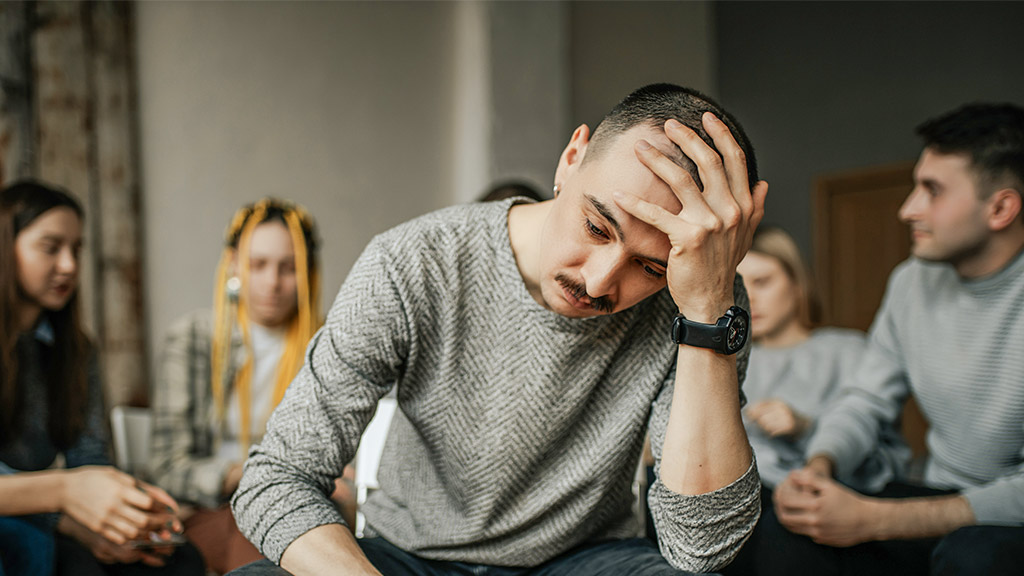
[231,237,404,562]
[645,276,761,573]
[806,270,910,478]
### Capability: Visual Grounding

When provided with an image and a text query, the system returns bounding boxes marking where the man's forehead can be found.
[917,148,972,177]
[587,124,684,213]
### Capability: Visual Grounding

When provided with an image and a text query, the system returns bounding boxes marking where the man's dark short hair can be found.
[917,102,1024,197]
[585,83,758,190]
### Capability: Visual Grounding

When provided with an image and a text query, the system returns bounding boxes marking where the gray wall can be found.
[570,1,716,130]
[717,1,1024,257]
[136,1,715,367]
[137,2,458,364]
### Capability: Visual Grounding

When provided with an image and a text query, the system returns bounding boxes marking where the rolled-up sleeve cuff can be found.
[806,435,855,478]
[963,481,1024,526]
[236,496,346,564]
[647,458,761,573]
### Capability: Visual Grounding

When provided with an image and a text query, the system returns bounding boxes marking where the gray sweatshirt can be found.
[807,250,1024,525]
[232,200,760,572]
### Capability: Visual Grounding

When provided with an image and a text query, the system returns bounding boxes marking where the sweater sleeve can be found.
[148,312,235,507]
[806,268,911,479]
[963,466,1024,525]
[645,276,761,573]
[232,237,408,563]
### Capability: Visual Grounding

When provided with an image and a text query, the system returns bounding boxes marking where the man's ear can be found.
[553,124,591,188]
[987,188,1023,231]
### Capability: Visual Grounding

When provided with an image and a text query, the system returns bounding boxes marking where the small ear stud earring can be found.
[553,184,560,197]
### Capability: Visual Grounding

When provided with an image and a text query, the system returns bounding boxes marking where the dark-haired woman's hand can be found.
[57,515,172,566]
[60,466,182,545]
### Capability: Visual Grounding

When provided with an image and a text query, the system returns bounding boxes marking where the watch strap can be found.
[671,316,727,350]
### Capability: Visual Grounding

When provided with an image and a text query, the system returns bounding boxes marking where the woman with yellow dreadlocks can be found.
[148,198,351,574]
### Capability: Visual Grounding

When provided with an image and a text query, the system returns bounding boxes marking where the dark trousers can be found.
[54,534,205,576]
[0,516,54,576]
[230,536,710,576]
[722,483,1024,576]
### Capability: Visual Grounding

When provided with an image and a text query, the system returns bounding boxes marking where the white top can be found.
[217,322,286,461]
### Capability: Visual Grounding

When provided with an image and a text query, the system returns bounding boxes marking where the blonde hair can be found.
[749,226,820,329]
[211,198,321,454]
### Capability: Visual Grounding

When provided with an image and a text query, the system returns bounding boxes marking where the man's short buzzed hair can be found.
[917,102,1024,197]
[584,83,759,190]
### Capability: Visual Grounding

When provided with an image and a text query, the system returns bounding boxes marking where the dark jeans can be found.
[722,482,1024,576]
[54,534,206,576]
[0,516,55,576]
[230,536,711,575]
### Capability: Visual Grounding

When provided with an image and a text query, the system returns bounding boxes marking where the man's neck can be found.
[954,228,1024,279]
[507,201,550,307]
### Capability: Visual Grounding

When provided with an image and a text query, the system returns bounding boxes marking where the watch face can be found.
[726,310,748,353]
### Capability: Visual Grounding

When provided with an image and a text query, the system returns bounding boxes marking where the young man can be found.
[751,103,1024,576]
[230,84,768,576]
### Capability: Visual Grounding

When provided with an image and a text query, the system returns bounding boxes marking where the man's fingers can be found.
[612,191,678,234]
[700,113,753,208]
[632,139,712,219]
[751,180,769,229]
[664,118,731,205]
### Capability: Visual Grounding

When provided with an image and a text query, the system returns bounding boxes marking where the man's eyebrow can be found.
[586,194,624,240]
[917,177,940,192]
[585,194,668,269]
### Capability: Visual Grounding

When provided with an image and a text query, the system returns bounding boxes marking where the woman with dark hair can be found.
[0,180,204,576]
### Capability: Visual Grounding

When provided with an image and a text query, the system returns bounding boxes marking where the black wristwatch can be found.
[670,306,749,355]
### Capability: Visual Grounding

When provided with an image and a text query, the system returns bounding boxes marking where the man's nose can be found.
[580,250,625,299]
[898,188,926,223]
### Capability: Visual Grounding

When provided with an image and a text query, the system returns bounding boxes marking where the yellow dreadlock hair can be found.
[211,198,321,456]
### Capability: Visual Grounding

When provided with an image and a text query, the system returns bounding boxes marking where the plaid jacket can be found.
[149,309,245,508]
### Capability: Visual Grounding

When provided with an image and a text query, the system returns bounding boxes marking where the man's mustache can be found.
[556,273,613,313]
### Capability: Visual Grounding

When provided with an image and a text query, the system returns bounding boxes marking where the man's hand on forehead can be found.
[612,113,768,322]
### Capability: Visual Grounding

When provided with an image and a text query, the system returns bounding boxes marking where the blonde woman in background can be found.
[149,198,352,574]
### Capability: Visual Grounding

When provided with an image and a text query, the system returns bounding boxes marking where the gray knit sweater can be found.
[232,200,760,571]
[807,250,1024,525]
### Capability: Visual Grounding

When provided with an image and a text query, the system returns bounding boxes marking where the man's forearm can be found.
[871,494,975,541]
[660,346,751,495]
[280,523,382,576]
